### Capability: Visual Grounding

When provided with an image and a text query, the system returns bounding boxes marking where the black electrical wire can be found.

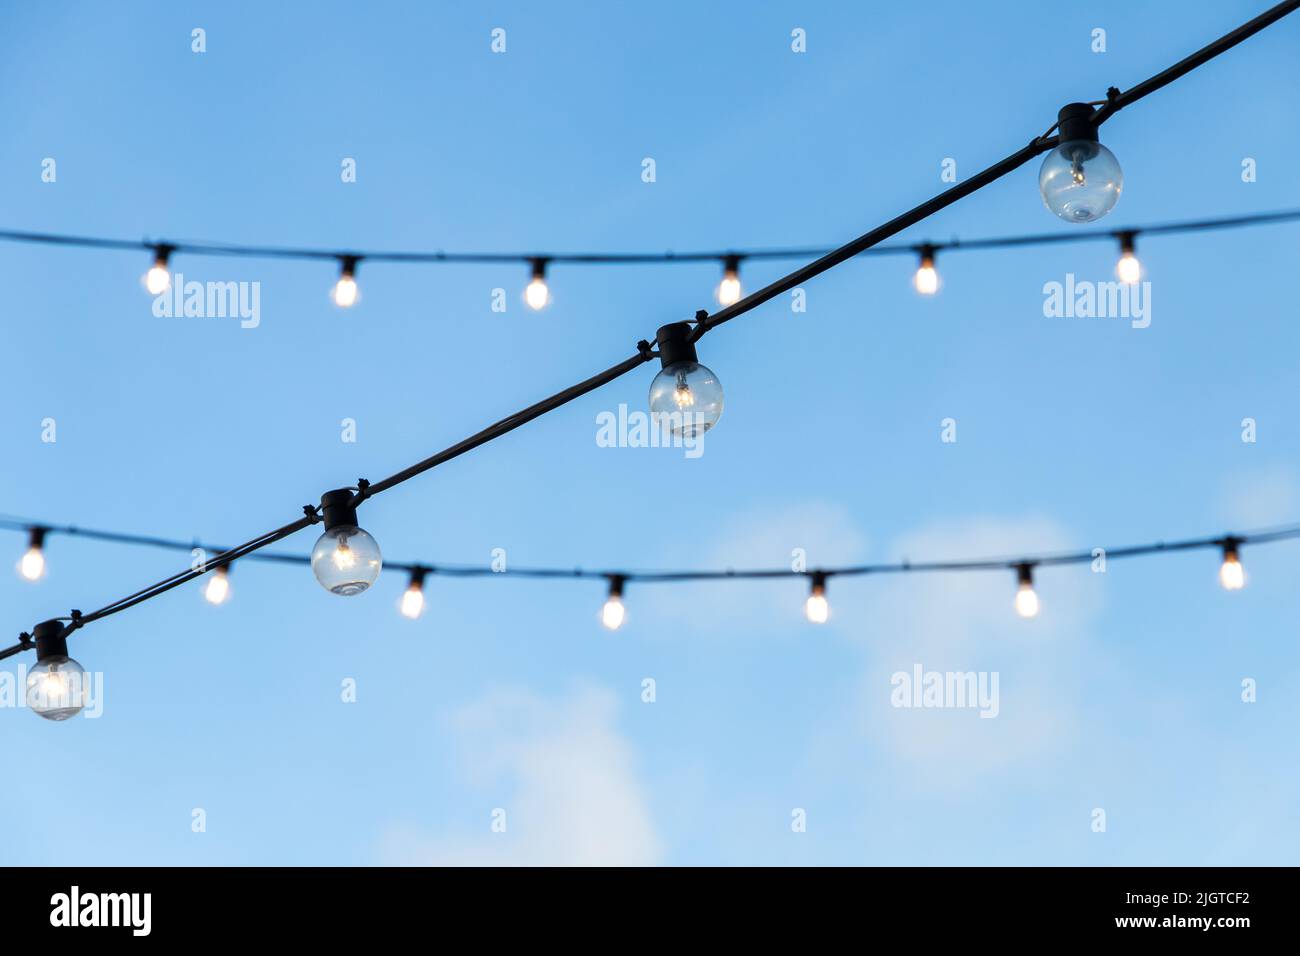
[5,0,1297,660]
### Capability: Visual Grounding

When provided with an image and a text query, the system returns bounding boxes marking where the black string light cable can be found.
[6,1,1299,716]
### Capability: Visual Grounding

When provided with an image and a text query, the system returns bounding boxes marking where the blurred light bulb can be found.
[203,565,232,605]
[400,571,427,620]
[805,574,829,624]
[717,257,742,306]
[1219,542,1245,591]
[913,247,939,295]
[143,246,172,295]
[1116,233,1141,284]
[17,529,46,582]
[1014,565,1039,618]
[525,259,550,310]
[332,257,360,308]
[601,577,626,631]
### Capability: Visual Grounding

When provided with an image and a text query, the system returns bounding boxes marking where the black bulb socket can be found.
[1057,103,1100,144]
[32,620,70,663]
[320,489,360,531]
[655,322,698,369]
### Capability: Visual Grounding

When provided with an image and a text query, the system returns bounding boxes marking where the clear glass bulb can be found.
[1219,556,1245,591]
[332,275,359,308]
[144,264,171,295]
[717,271,742,306]
[1038,141,1122,222]
[601,596,626,630]
[805,593,829,624]
[1014,583,1040,619]
[311,525,382,595]
[525,277,549,310]
[648,361,723,438]
[400,584,425,619]
[203,568,231,605]
[1116,253,1141,285]
[26,656,86,721]
[913,262,938,295]
[17,547,45,581]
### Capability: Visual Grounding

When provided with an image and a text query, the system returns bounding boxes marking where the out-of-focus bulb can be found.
[203,565,232,605]
[144,246,172,295]
[1219,542,1245,591]
[525,259,550,310]
[400,570,427,620]
[601,577,626,631]
[717,257,742,306]
[804,574,829,624]
[913,247,939,295]
[332,257,360,308]
[18,547,45,582]
[311,525,382,595]
[1116,233,1140,284]
[1014,565,1039,618]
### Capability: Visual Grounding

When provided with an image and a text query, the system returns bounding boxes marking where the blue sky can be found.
[2,0,1299,865]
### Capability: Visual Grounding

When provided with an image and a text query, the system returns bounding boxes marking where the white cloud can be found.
[378,685,661,866]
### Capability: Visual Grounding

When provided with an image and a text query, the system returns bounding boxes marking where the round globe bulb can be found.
[1038,140,1122,223]
[311,525,382,595]
[26,655,86,721]
[648,361,723,438]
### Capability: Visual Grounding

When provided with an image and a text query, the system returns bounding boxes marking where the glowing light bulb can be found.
[525,259,550,310]
[1014,565,1039,619]
[717,256,742,306]
[601,577,626,631]
[399,570,427,620]
[143,245,172,295]
[1038,104,1122,223]
[1219,541,1245,591]
[332,256,360,308]
[203,565,232,605]
[16,528,46,582]
[26,621,86,721]
[913,246,939,295]
[804,573,829,624]
[311,489,382,595]
[648,322,723,438]
[1116,233,1141,284]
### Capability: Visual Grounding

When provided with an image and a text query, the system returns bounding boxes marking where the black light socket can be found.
[1056,103,1099,143]
[339,255,359,279]
[809,571,827,597]
[319,488,360,531]
[607,574,625,599]
[530,258,548,281]
[28,527,47,550]
[1016,563,1035,587]
[1222,537,1241,563]
[1118,231,1137,255]
[32,620,69,663]
[655,322,698,369]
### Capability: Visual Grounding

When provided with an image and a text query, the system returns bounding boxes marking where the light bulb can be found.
[399,570,427,619]
[332,257,360,308]
[1014,565,1039,619]
[717,256,742,306]
[648,323,724,438]
[804,574,829,624]
[143,245,172,295]
[1219,542,1245,591]
[1039,104,1121,223]
[525,259,550,310]
[26,621,86,721]
[312,490,382,595]
[203,565,232,605]
[17,528,46,582]
[913,246,939,295]
[1116,233,1140,284]
[601,576,626,630]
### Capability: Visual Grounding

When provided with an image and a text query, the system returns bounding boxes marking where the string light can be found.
[1116,231,1141,284]
[3,4,1295,679]
[332,255,360,308]
[525,258,550,310]
[1219,538,1245,590]
[1039,104,1122,223]
[16,527,46,582]
[913,245,939,295]
[717,255,742,306]
[601,575,626,631]
[1014,564,1040,619]
[805,572,830,624]
[143,244,172,295]
[647,322,724,437]
[310,489,382,595]
[203,563,232,606]
[400,568,427,620]
[25,621,86,721]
